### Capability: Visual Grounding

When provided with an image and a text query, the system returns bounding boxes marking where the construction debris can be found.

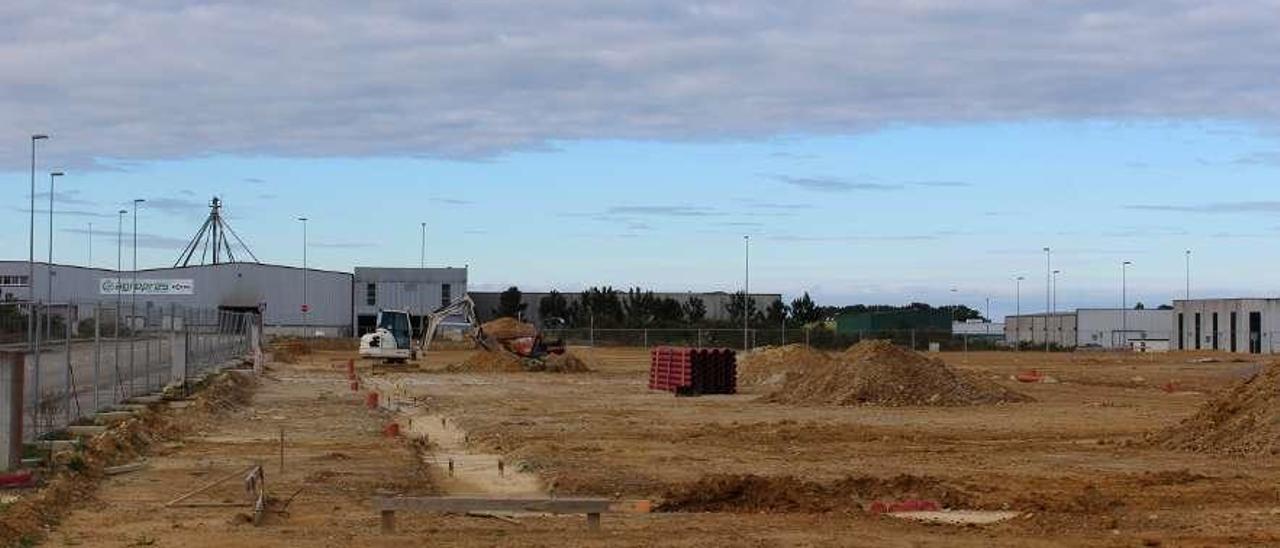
[764,340,1032,407]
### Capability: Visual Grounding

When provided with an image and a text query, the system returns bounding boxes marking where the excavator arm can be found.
[418,295,489,353]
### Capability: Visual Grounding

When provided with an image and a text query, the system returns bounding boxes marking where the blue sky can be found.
[3,2,1279,318]
[5,120,1279,319]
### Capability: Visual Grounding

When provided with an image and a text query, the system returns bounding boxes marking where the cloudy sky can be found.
[3,1,1280,317]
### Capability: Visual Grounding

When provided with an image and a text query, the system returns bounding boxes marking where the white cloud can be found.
[3,1,1279,168]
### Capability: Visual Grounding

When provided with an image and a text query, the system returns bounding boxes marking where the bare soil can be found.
[32,347,1280,547]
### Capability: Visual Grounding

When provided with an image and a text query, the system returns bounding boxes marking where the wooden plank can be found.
[374,497,612,514]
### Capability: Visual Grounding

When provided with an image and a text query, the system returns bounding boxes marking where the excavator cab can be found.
[359,309,416,362]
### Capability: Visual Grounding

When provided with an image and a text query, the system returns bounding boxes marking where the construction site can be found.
[4,305,1280,547]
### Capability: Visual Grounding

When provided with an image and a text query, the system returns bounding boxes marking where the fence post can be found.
[170,328,187,388]
[643,329,648,348]
[93,303,101,413]
[589,315,595,348]
[65,304,73,425]
[1,352,24,472]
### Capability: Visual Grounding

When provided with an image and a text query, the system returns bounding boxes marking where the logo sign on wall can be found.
[99,278,195,296]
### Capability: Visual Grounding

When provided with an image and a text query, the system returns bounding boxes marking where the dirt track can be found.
[38,347,1280,546]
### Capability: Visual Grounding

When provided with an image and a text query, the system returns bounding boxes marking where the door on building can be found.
[1194,313,1202,350]
[1249,312,1262,354]
[1212,313,1219,351]
[1231,311,1239,353]
[1178,313,1185,350]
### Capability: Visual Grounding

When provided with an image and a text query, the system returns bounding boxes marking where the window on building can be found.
[441,283,452,307]
[365,283,377,306]
[0,275,30,287]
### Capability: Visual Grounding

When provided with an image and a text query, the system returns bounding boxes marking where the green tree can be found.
[538,290,571,326]
[576,286,624,327]
[653,297,686,327]
[496,286,527,319]
[764,299,788,326]
[682,296,707,325]
[725,291,762,325]
[790,292,820,325]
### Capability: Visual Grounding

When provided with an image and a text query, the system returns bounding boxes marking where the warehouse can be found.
[1005,308,1173,349]
[1003,312,1078,348]
[0,260,353,335]
[1172,299,1280,354]
[353,267,468,335]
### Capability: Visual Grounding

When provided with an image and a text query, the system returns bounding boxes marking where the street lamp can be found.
[298,217,308,332]
[1184,250,1191,301]
[1043,247,1051,353]
[116,209,126,380]
[130,199,144,396]
[1052,270,1061,314]
[28,134,47,355]
[1015,275,1025,350]
[1122,261,1133,340]
[420,222,427,268]
[743,235,750,351]
[45,171,64,342]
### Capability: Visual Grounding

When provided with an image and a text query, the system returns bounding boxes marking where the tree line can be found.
[492,287,988,329]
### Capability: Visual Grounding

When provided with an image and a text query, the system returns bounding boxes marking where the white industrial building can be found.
[353,267,468,336]
[1172,299,1280,354]
[1004,308,1172,349]
[1004,312,1077,348]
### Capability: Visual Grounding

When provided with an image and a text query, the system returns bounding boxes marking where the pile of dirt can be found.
[657,473,971,513]
[537,351,594,373]
[446,349,593,373]
[271,337,355,363]
[765,340,1032,407]
[738,344,833,386]
[447,351,527,373]
[1152,362,1280,455]
[480,317,538,340]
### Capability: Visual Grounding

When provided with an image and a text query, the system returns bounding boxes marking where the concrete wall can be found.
[1172,299,1280,354]
[1076,309,1173,349]
[1004,313,1077,347]
[0,261,353,332]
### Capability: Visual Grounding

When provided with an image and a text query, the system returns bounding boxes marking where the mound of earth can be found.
[765,340,1032,407]
[538,351,594,373]
[445,349,593,373]
[657,473,971,513]
[447,351,526,373]
[1152,362,1280,455]
[480,317,538,340]
[738,344,833,386]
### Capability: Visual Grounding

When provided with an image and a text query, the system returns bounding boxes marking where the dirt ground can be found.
[35,347,1280,547]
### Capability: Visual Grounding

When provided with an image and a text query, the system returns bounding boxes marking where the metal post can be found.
[1185,250,1191,301]
[1,352,25,472]
[298,217,308,333]
[589,315,594,348]
[1015,276,1023,350]
[420,222,426,268]
[64,304,73,425]
[1044,247,1051,353]
[28,134,48,380]
[93,303,101,412]
[743,235,750,351]
[131,199,143,397]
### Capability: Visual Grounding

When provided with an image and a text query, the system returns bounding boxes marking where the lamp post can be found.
[28,134,47,349]
[1122,261,1133,340]
[87,222,92,268]
[1043,247,1051,352]
[116,209,126,385]
[420,222,426,268]
[45,171,64,343]
[743,235,750,351]
[298,217,308,333]
[130,199,144,396]
[1184,250,1191,301]
[1015,276,1025,350]
[1052,270,1061,314]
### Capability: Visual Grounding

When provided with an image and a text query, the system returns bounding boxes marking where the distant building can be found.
[1172,298,1280,354]
[1005,308,1172,349]
[834,309,951,335]
[1004,312,1078,348]
[353,267,468,336]
[951,320,1005,340]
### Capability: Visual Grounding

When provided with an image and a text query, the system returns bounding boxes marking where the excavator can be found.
[358,295,564,363]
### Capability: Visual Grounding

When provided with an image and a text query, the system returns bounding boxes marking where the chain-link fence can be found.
[0,301,257,443]
[540,327,1006,352]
